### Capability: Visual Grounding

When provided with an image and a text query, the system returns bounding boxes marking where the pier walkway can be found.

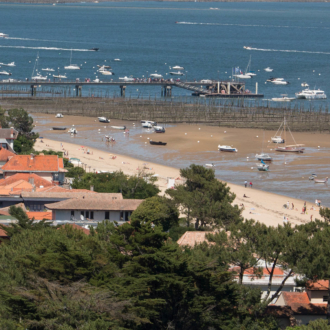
[0,80,263,98]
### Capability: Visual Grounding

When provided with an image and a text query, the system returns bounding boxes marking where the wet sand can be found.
[32,113,330,206]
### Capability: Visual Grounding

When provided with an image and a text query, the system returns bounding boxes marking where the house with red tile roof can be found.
[177,231,214,247]
[2,154,66,184]
[272,287,327,327]
[58,223,90,235]
[0,173,53,189]
[45,194,142,222]
[0,147,15,166]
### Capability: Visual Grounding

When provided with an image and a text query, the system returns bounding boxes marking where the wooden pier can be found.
[0,80,263,99]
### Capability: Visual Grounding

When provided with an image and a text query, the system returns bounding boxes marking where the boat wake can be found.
[245,46,330,55]
[176,21,330,30]
[6,37,90,44]
[0,45,91,51]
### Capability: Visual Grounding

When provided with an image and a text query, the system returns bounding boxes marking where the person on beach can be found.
[310,215,313,221]
[249,182,253,188]
[244,181,247,188]
[287,201,290,209]
[243,194,249,198]
[292,203,294,210]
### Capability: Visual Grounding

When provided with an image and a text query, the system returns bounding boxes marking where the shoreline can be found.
[34,137,321,227]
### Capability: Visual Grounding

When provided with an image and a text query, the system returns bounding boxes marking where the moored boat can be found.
[295,88,327,100]
[154,125,165,133]
[255,153,272,161]
[257,161,269,171]
[218,145,238,152]
[52,127,67,130]
[98,117,110,123]
[150,141,167,146]
[55,113,63,118]
[68,127,77,134]
[271,136,285,144]
[314,177,328,183]
[111,125,126,130]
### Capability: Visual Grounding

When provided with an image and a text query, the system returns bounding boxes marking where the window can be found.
[71,210,74,216]
[90,211,94,220]
[323,296,328,302]
[86,211,89,219]
[120,211,123,220]
[81,211,84,216]
[105,211,109,220]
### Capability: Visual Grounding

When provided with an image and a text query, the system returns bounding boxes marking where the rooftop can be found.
[0,173,53,188]
[22,190,119,200]
[177,231,214,247]
[2,154,64,173]
[0,128,18,140]
[27,212,52,220]
[0,147,15,162]
[45,196,143,211]
[58,223,90,235]
[306,280,329,291]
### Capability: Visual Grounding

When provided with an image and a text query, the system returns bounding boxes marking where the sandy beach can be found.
[34,137,322,227]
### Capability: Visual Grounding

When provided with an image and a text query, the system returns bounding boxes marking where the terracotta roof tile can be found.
[45,196,143,211]
[58,223,90,235]
[0,148,15,162]
[306,280,329,291]
[58,158,64,169]
[177,231,214,247]
[22,191,119,199]
[2,155,61,172]
[26,212,52,220]
[0,173,53,188]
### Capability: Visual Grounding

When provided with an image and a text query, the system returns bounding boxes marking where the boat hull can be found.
[150,141,167,146]
[111,126,126,130]
[52,127,67,130]
[275,147,304,153]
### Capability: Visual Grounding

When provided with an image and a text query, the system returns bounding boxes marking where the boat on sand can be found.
[150,141,167,146]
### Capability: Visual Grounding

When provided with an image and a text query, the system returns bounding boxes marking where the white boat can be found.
[42,68,55,72]
[64,50,80,70]
[295,89,327,100]
[68,127,77,134]
[142,122,153,128]
[105,136,115,141]
[169,71,184,76]
[271,94,295,102]
[256,153,272,161]
[114,59,121,62]
[264,67,273,72]
[234,73,252,79]
[205,163,215,167]
[0,62,15,67]
[271,135,285,144]
[218,145,237,152]
[172,65,184,70]
[243,46,252,50]
[257,163,269,171]
[0,33,8,38]
[93,77,100,83]
[0,71,11,76]
[97,65,111,69]
[301,82,309,87]
[154,125,165,133]
[267,78,289,85]
[234,56,255,79]
[2,78,16,82]
[111,125,126,130]
[32,73,47,81]
[150,73,163,79]
[119,76,135,82]
[53,74,67,79]
[98,117,110,123]
[55,113,63,118]
[141,120,156,125]
[314,177,328,183]
[101,70,114,75]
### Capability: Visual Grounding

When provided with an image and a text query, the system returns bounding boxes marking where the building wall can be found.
[295,315,326,326]
[54,210,124,222]
[309,290,328,304]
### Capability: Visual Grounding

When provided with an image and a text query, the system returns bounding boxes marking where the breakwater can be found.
[1,96,330,132]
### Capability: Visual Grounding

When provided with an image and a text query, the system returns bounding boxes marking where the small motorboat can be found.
[154,126,165,133]
[119,76,134,82]
[150,141,167,146]
[172,65,184,70]
[309,174,317,180]
[150,73,163,79]
[105,136,115,142]
[98,117,110,123]
[272,94,295,102]
[257,162,269,171]
[267,78,289,85]
[243,46,252,50]
[97,65,111,70]
[264,67,273,72]
[255,153,272,161]
[114,59,122,62]
[55,113,63,118]
[53,74,67,79]
[314,177,328,183]
[271,136,285,144]
[142,121,157,128]
[0,71,11,76]
[0,33,9,38]
[89,48,99,51]
[301,82,309,87]
[218,145,238,152]
[0,62,15,67]
[52,127,67,130]
[141,120,157,125]
[205,163,215,167]
[101,71,114,76]
[111,125,126,130]
[42,68,55,72]
[68,127,77,134]
[31,74,48,81]
[169,71,184,76]
[64,64,80,70]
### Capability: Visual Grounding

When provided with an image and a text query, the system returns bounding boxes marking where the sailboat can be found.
[31,53,47,81]
[274,118,304,153]
[64,50,80,70]
[257,159,269,171]
[234,56,255,79]
[256,131,272,161]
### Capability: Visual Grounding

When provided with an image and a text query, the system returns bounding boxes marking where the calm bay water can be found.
[0,2,330,102]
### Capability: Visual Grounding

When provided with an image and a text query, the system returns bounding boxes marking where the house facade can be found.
[1,154,66,184]
[0,128,18,152]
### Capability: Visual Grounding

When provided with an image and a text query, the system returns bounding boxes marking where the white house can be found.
[45,193,143,222]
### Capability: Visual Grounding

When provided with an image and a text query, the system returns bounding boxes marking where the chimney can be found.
[10,127,13,139]
[30,153,34,160]
[90,185,94,191]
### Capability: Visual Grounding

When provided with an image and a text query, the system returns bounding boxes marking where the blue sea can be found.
[0,2,330,103]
